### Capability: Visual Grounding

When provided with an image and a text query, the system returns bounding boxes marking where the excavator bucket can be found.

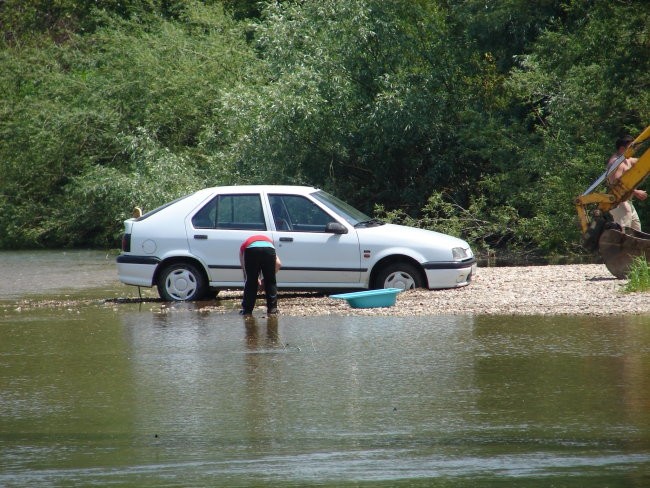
[598,226,650,279]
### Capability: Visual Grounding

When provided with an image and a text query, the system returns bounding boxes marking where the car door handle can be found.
[194,234,208,240]
[279,237,293,242]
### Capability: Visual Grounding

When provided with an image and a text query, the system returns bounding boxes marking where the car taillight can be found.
[122,233,131,252]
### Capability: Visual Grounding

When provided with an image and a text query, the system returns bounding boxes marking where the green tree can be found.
[216,0,471,214]
[1,0,649,258]
[0,1,255,247]
[501,0,650,253]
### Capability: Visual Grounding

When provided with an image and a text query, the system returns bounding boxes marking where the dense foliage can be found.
[1,0,649,256]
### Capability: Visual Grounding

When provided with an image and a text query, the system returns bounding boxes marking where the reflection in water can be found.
[471,314,650,444]
[243,314,284,449]
[244,315,280,350]
[617,316,650,425]
[1,304,650,487]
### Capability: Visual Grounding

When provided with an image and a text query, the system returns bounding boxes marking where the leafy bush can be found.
[0,1,254,248]
[375,190,536,257]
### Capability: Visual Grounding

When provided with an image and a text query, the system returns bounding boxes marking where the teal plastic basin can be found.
[329,288,403,308]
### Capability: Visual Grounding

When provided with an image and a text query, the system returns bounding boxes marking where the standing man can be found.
[606,135,647,230]
[239,235,281,316]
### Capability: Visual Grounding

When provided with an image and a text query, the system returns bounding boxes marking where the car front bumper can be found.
[423,259,477,289]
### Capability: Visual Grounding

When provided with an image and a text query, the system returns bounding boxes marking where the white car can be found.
[116,185,477,300]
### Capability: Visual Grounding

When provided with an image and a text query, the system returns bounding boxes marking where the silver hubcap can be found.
[165,268,197,300]
[384,271,415,290]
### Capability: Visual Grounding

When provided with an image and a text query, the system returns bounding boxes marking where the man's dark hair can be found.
[616,134,634,150]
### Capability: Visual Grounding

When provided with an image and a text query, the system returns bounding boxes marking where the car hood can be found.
[358,223,471,250]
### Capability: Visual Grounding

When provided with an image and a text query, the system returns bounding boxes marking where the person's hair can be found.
[616,135,634,150]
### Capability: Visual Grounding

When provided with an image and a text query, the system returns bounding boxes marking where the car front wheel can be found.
[157,262,207,301]
[373,262,424,290]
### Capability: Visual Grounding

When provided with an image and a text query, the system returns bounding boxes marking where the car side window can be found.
[192,194,266,231]
[269,194,333,232]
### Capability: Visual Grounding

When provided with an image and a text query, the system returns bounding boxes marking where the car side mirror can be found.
[325,221,348,234]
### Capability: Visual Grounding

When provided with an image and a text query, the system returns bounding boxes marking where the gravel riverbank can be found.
[258,264,650,317]
[6,263,650,317]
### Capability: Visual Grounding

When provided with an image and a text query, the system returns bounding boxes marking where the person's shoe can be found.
[267,308,278,315]
[239,309,253,316]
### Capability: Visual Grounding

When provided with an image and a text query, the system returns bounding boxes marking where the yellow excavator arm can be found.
[575,125,650,277]
[576,124,650,234]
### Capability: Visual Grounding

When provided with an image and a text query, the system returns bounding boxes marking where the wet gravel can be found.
[6,264,650,317]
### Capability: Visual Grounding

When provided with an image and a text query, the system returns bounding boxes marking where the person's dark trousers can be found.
[242,247,278,314]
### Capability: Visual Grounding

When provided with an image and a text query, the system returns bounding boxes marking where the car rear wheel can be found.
[157,262,207,301]
[373,262,423,290]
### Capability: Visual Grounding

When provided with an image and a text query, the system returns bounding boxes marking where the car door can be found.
[268,194,362,286]
[187,192,272,286]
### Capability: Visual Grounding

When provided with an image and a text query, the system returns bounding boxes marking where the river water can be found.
[1,251,649,487]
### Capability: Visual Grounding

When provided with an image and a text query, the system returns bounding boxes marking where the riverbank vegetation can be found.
[1,0,649,257]
[624,256,650,293]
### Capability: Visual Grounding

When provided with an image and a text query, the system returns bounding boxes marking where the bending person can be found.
[239,235,282,316]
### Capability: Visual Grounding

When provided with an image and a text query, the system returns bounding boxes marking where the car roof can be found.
[197,185,320,195]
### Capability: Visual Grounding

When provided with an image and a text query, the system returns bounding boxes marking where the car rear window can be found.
[136,193,194,221]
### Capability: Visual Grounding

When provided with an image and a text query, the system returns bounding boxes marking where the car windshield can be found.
[311,190,378,226]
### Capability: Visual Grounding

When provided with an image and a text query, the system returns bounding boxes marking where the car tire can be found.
[373,262,424,290]
[157,262,208,301]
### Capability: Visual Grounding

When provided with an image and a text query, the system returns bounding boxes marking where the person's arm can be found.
[275,255,282,273]
[239,252,246,280]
